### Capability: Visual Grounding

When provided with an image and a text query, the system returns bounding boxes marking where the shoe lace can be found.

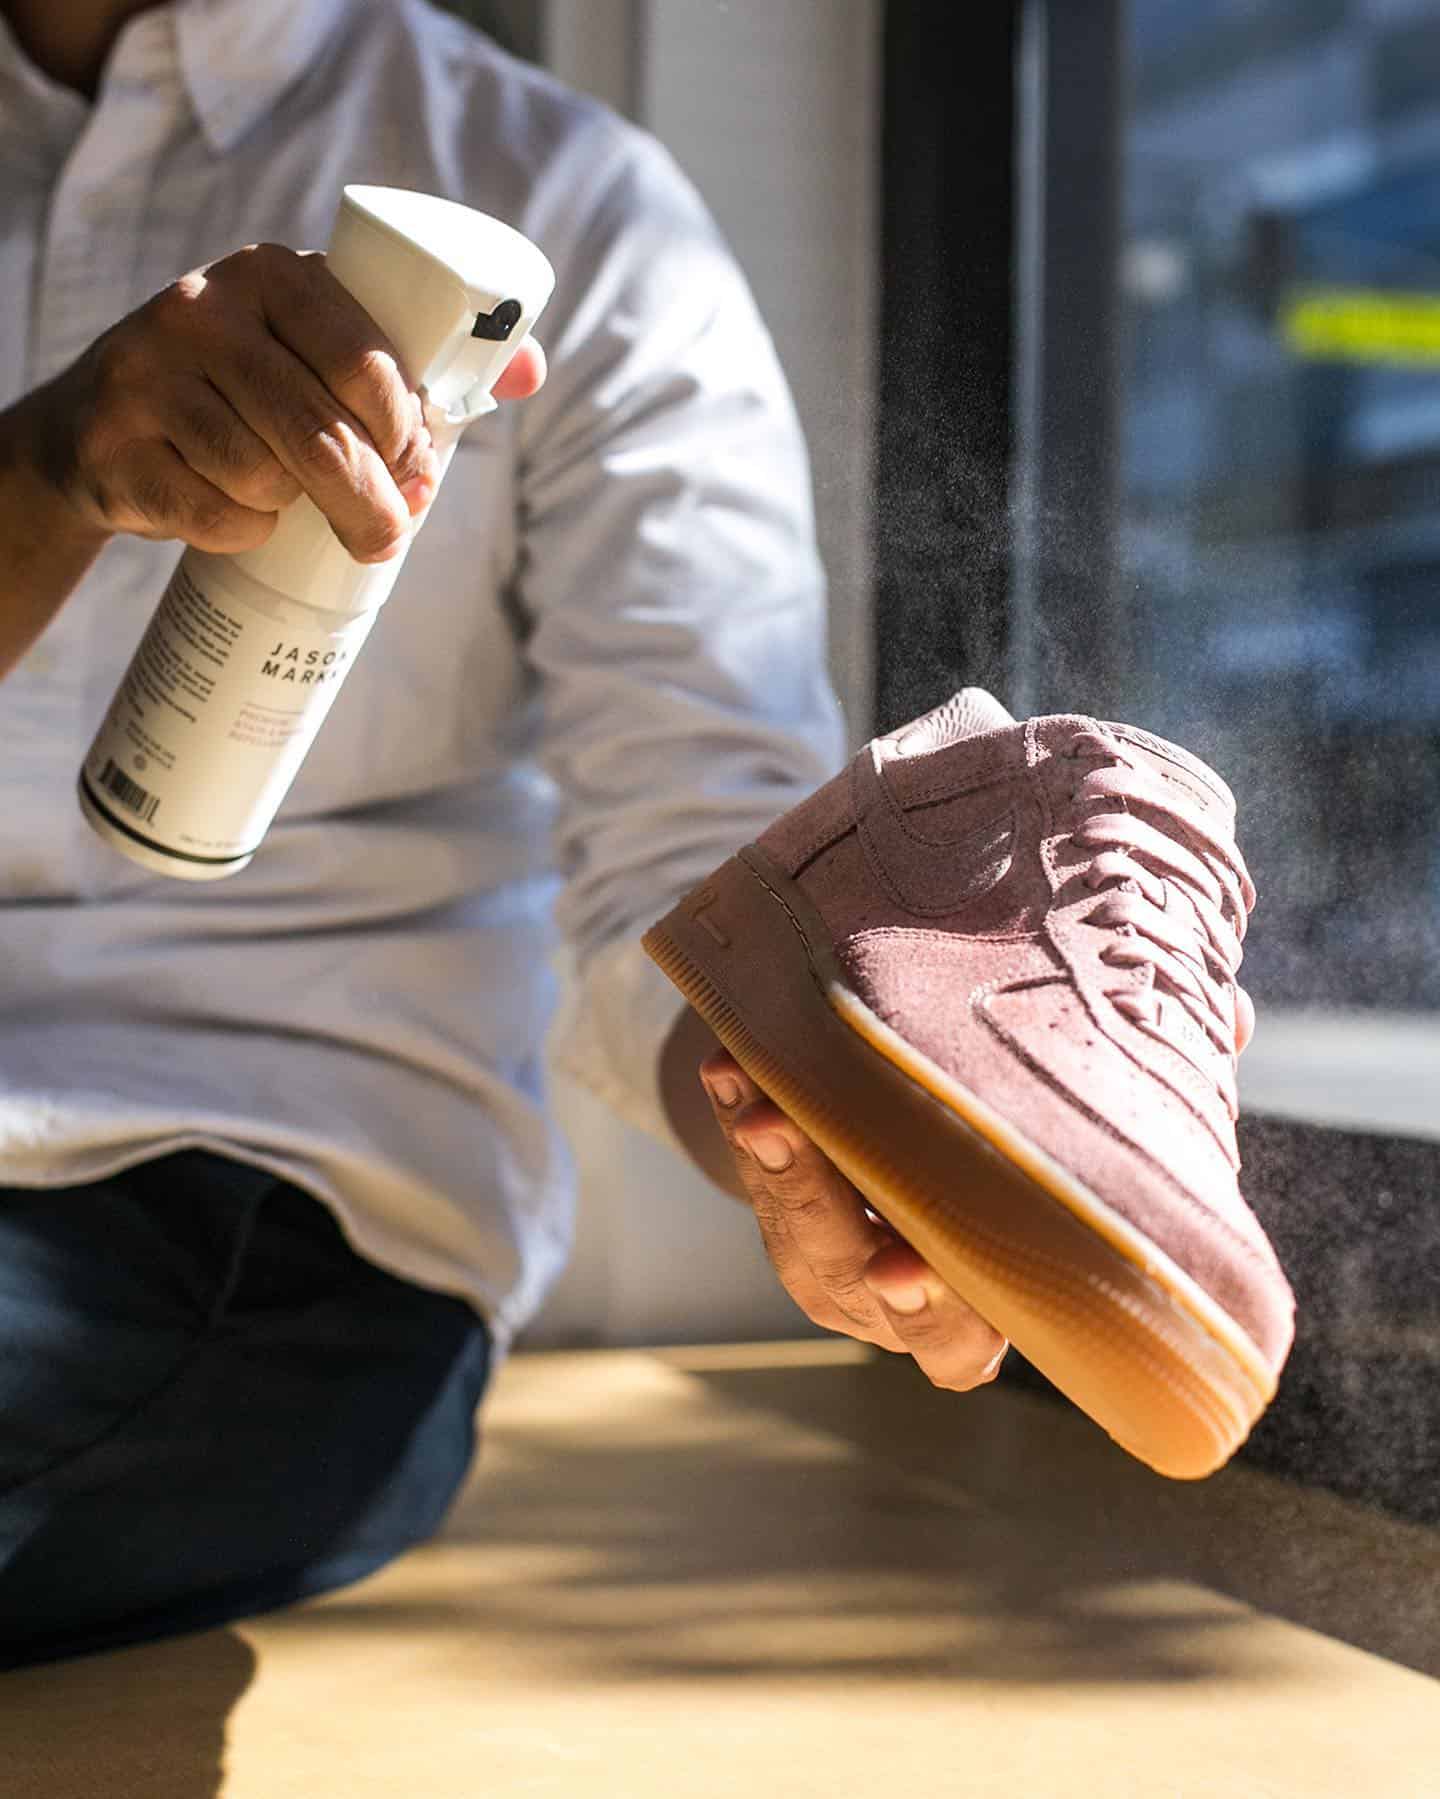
[1064,729,1255,1113]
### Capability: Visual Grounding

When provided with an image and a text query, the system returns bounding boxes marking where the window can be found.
[1116,0,1440,1019]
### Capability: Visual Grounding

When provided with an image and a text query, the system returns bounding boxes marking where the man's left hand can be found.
[700,1048,1010,1393]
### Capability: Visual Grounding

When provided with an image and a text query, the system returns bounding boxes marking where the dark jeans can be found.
[0,1151,490,1670]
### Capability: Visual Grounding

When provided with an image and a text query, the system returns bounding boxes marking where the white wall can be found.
[523,0,882,1346]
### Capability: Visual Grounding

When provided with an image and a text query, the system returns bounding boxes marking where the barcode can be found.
[98,757,160,823]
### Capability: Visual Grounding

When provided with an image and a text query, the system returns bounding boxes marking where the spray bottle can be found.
[78,185,555,880]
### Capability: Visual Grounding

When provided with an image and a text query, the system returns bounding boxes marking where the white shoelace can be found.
[1065,729,1256,1114]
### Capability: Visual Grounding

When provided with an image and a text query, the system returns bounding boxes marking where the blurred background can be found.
[448,1,1440,1523]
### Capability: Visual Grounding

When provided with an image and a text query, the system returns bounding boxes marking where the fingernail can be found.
[704,1073,740,1108]
[877,1282,929,1315]
[749,1133,793,1173]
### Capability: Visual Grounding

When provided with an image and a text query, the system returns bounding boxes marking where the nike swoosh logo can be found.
[851,745,1015,917]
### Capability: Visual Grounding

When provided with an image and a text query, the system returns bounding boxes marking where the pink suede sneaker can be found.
[644,690,1294,1479]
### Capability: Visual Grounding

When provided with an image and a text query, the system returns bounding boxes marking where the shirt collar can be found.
[0,13,88,164]
[0,1,360,157]
[174,0,358,152]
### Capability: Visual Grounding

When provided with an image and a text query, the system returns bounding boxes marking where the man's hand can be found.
[19,242,545,564]
[698,1046,1009,1393]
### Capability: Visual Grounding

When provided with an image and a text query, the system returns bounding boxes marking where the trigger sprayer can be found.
[78,185,555,880]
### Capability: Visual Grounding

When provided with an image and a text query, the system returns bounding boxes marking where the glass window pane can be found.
[1120,0,1440,1015]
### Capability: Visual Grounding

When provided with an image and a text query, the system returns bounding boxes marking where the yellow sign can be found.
[1280,288,1440,365]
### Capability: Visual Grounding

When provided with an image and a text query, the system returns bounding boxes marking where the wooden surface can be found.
[4,1341,1438,1797]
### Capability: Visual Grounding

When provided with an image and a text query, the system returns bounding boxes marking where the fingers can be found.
[47,243,545,558]
[493,337,546,401]
[699,1052,901,1350]
[110,440,278,554]
[164,375,302,515]
[208,334,419,562]
[862,1237,1009,1392]
[215,248,545,555]
[261,248,430,478]
[701,1050,1010,1393]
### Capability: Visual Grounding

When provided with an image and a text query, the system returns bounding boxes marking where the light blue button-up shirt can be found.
[0,0,842,1345]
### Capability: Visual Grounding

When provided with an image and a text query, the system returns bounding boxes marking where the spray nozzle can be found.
[316,187,553,429]
[472,299,522,342]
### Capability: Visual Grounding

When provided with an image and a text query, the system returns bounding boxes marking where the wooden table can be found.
[5,1342,1438,1796]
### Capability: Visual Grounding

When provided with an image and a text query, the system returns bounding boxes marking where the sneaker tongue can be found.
[892,688,1017,757]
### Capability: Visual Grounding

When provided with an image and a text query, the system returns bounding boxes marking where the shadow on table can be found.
[247,1344,1436,1694]
[9,1338,1431,1769]
[676,1349,1440,1681]
[0,1627,254,1799]
[331,1342,1431,1688]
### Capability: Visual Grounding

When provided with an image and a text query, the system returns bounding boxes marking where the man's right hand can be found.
[0,242,544,682]
[22,242,445,565]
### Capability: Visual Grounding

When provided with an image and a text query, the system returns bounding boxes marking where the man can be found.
[0,0,1002,1667]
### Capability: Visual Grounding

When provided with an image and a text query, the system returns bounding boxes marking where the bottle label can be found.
[82,558,375,867]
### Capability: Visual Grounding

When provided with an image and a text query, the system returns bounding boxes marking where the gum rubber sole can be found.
[643,846,1275,1480]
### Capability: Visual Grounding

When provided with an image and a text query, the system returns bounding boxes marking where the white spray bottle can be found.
[78,185,555,880]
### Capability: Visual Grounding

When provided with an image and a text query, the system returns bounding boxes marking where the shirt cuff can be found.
[549,930,693,1156]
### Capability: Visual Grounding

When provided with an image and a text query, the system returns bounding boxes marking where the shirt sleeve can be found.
[517,121,845,1146]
